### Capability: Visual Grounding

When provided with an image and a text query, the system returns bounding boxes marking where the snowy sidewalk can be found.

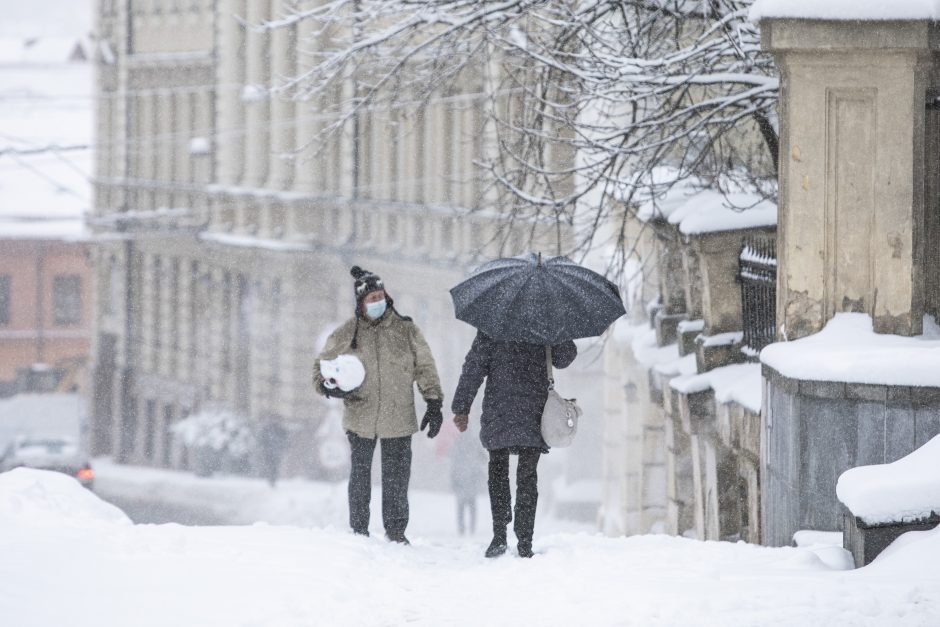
[89,457,592,539]
[2,469,940,627]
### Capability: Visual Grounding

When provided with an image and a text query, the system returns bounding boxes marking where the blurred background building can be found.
[88,0,599,502]
[0,12,94,398]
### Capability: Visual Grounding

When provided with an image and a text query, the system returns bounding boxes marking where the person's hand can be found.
[453,414,469,433]
[420,399,443,438]
[319,381,350,399]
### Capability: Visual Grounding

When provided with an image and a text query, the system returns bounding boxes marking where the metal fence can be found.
[738,237,777,354]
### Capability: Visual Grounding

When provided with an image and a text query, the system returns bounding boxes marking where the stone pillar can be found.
[216,0,246,186]
[267,21,296,190]
[761,19,940,338]
[243,0,272,188]
[156,90,175,208]
[292,13,319,193]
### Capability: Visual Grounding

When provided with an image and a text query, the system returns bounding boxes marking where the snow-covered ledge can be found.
[751,0,940,21]
[761,314,940,387]
[836,435,940,566]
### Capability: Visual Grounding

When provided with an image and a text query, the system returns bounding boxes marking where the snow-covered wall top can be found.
[750,0,940,21]
[671,362,763,413]
[761,313,940,387]
[637,182,777,235]
[837,434,940,525]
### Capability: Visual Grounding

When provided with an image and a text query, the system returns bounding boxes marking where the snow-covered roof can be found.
[0,0,92,39]
[0,30,91,241]
[761,313,940,387]
[750,0,940,21]
[0,36,90,65]
[837,434,940,525]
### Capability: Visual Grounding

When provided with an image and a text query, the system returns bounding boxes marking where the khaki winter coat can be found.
[313,312,443,439]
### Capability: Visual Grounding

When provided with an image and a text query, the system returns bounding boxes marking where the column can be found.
[216,0,246,186]
[243,0,271,188]
[267,21,296,190]
[761,18,939,337]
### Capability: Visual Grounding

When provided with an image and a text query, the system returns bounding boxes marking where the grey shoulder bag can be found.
[540,346,582,448]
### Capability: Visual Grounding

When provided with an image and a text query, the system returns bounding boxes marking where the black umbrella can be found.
[450,253,626,345]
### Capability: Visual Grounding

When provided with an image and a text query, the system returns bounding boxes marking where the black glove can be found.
[420,398,443,439]
[319,381,350,399]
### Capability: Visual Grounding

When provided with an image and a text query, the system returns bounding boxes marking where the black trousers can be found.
[488,447,541,545]
[347,432,412,535]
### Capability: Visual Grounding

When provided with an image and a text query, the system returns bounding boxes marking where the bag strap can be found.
[545,345,555,391]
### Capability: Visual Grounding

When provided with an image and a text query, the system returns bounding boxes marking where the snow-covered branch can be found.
[268,0,778,270]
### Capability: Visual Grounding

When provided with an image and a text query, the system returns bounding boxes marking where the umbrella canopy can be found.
[450,253,626,345]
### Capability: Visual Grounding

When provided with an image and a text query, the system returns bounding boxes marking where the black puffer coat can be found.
[452,331,577,451]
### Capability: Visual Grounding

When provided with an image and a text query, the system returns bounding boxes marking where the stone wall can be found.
[762,365,940,546]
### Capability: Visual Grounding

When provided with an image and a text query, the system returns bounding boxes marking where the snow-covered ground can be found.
[2,467,939,626]
[90,457,590,537]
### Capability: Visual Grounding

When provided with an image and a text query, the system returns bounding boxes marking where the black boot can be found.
[517,542,533,558]
[386,531,410,545]
[513,449,540,560]
[485,530,507,558]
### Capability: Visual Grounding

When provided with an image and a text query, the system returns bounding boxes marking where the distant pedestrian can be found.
[450,435,486,535]
[452,331,577,558]
[258,419,288,487]
[314,266,444,545]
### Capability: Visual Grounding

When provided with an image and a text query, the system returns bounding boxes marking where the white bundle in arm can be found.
[319,355,366,392]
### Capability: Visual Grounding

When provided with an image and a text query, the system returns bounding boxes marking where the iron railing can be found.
[738,236,777,354]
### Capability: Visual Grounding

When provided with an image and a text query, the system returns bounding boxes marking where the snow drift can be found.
[0,468,129,527]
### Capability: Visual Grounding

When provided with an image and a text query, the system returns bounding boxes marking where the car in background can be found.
[0,437,94,490]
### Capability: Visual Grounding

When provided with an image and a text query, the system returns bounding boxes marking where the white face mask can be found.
[365,299,387,320]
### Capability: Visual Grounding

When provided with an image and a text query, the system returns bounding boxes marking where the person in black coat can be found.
[452,330,577,558]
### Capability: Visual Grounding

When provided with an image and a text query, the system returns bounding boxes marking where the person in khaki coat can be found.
[314,266,443,544]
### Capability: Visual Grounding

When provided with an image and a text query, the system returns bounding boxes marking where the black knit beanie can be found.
[351,265,385,307]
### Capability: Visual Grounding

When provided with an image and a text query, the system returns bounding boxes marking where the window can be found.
[53,275,82,325]
[169,258,180,373]
[144,399,156,461]
[221,272,232,372]
[270,279,281,385]
[162,404,174,467]
[152,257,162,370]
[107,256,120,316]
[0,275,10,325]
